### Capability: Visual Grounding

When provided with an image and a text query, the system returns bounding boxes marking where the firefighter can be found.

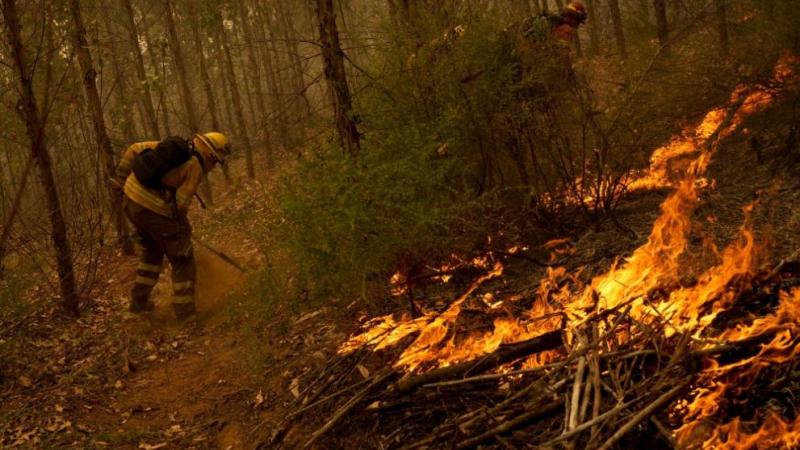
[553,2,588,46]
[521,1,588,49]
[111,132,230,320]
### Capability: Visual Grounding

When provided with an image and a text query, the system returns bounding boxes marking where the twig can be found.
[454,400,563,450]
[568,355,587,431]
[424,309,630,389]
[397,329,563,393]
[595,380,690,450]
[301,369,395,450]
[651,416,679,449]
[542,395,642,446]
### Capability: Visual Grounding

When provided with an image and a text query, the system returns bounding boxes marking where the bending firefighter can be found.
[111,133,231,320]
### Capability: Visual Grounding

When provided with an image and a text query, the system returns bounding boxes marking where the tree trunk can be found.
[69,0,133,255]
[237,0,275,169]
[217,14,256,178]
[163,0,212,203]
[608,0,628,59]
[101,2,142,139]
[715,0,729,57]
[188,0,221,133]
[164,0,197,135]
[253,0,289,147]
[121,0,161,138]
[584,0,600,55]
[653,0,670,55]
[2,0,79,315]
[228,24,259,133]
[142,24,171,136]
[277,0,312,118]
[317,0,360,155]
[262,2,290,121]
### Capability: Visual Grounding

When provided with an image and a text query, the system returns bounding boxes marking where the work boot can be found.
[172,303,198,322]
[129,298,156,314]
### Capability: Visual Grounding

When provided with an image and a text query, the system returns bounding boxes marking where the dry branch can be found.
[454,400,563,449]
[301,369,395,450]
[394,329,563,393]
[596,380,690,450]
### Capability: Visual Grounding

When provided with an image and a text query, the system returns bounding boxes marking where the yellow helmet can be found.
[193,132,231,165]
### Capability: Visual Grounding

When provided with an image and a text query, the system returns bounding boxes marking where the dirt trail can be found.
[70,246,260,450]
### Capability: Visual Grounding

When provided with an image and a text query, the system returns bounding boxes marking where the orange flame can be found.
[340,56,800,437]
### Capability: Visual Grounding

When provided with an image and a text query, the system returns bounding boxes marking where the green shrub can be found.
[278,132,480,305]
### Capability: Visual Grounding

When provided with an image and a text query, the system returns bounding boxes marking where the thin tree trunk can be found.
[2,0,79,315]
[101,2,141,139]
[316,0,360,155]
[277,0,311,118]
[122,0,160,138]
[213,33,236,136]
[715,0,728,57]
[69,0,133,255]
[163,0,212,203]
[231,20,260,135]
[608,0,628,59]
[237,0,275,168]
[585,0,600,55]
[217,14,256,178]
[140,21,170,135]
[653,0,670,55]
[189,1,221,133]
[164,0,197,135]
[263,3,290,120]
[253,0,288,147]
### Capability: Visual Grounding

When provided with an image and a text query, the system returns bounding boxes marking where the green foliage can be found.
[276,12,596,304]
[278,133,478,304]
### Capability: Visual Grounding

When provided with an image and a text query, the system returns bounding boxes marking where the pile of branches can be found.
[269,263,800,450]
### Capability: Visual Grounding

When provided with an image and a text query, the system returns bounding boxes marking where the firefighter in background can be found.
[553,2,588,46]
[521,2,588,51]
[111,132,230,320]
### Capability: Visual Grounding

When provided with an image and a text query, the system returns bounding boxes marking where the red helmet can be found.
[564,2,588,23]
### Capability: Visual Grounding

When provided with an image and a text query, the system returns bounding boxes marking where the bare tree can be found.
[69,0,134,255]
[188,0,221,133]
[122,0,161,138]
[2,0,79,315]
[217,10,256,178]
[316,0,360,155]
[608,0,627,59]
[164,0,215,203]
[653,0,670,55]
[141,19,172,135]
[585,0,600,55]
[237,0,275,168]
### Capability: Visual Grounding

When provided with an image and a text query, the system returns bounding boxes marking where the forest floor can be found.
[2,97,800,450]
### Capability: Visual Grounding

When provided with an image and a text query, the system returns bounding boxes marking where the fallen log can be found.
[394,329,563,393]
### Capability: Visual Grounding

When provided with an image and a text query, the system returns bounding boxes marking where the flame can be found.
[340,57,800,444]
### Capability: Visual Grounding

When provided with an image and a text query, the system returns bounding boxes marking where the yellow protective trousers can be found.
[123,198,196,318]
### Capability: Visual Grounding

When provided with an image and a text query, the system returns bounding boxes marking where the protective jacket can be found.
[113,141,209,217]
